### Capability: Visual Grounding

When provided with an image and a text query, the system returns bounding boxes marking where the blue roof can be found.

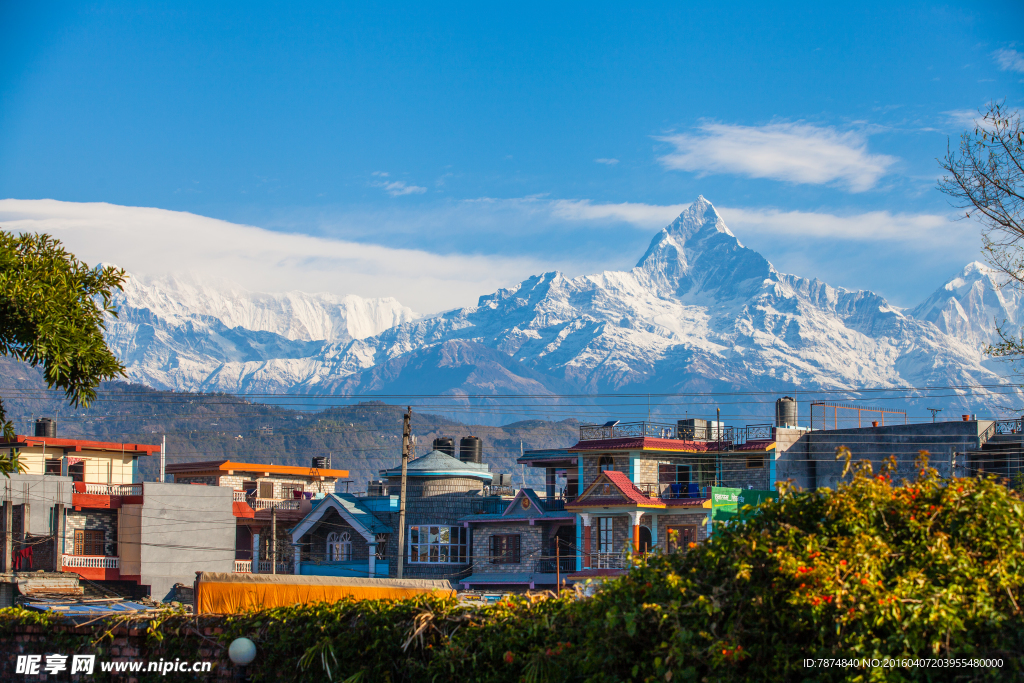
[294,493,392,536]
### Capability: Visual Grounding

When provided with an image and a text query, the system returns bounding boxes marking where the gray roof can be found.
[380,450,493,481]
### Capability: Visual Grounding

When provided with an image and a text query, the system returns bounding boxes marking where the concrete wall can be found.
[0,474,72,534]
[134,483,235,601]
[15,447,139,484]
[774,421,985,490]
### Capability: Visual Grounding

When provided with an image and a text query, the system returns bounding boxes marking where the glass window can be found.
[597,517,614,553]
[326,531,352,561]
[407,525,468,564]
[490,534,521,564]
[598,456,614,472]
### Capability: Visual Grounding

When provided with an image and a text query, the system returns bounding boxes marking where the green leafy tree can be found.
[0,231,127,474]
[938,101,1024,359]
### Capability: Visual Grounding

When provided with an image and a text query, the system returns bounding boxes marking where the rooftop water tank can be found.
[459,436,482,464]
[432,437,456,457]
[34,418,56,438]
[775,397,798,428]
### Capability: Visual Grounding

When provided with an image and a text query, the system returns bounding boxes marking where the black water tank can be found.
[459,436,482,464]
[34,418,56,438]
[432,437,455,457]
[312,455,331,469]
[775,397,798,428]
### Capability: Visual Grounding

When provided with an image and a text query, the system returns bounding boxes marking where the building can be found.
[289,493,394,578]
[377,449,496,582]
[459,488,576,591]
[0,431,236,601]
[165,459,351,574]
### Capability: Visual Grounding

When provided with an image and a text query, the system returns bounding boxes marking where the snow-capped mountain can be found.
[105,272,418,392]
[910,261,1021,349]
[105,197,1024,416]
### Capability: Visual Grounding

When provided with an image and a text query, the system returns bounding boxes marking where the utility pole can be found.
[927,408,941,423]
[270,504,277,574]
[160,435,166,483]
[396,407,412,579]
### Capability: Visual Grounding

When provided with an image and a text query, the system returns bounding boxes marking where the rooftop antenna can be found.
[927,408,942,423]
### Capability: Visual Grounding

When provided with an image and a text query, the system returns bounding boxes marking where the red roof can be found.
[568,470,712,510]
[568,437,717,452]
[734,440,775,451]
[6,435,159,456]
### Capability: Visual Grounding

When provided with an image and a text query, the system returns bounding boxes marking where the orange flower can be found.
[688,542,697,549]
[840,560,847,566]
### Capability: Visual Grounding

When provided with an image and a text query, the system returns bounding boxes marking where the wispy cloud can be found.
[657,122,898,192]
[377,180,427,196]
[594,158,619,165]
[993,48,1024,73]
[549,199,686,229]
[0,199,553,313]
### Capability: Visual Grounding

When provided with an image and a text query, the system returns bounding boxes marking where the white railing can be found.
[590,552,628,569]
[82,483,143,496]
[233,490,248,502]
[255,561,291,573]
[234,560,252,573]
[251,498,301,510]
[62,555,119,569]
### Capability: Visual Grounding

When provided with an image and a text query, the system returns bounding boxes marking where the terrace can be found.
[578,421,773,446]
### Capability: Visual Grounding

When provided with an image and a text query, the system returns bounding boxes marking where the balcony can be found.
[533,556,577,574]
[251,498,302,511]
[62,554,120,569]
[578,421,774,446]
[82,483,143,496]
[588,552,628,569]
[232,559,292,573]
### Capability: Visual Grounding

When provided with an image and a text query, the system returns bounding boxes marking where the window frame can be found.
[597,517,614,553]
[598,456,615,472]
[407,525,467,564]
[746,454,765,469]
[326,531,352,561]
[489,534,521,564]
[258,481,275,499]
[73,529,106,556]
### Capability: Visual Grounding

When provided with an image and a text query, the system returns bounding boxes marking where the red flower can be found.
[840,560,847,566]
[504,651,514,664]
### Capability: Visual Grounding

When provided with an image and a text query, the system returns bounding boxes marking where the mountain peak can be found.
[665,196,736,241]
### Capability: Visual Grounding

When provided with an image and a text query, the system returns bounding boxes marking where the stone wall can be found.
[298,508,371,563]
[580,455,629,490]
[633,458,659,486]
[470,523,545,574]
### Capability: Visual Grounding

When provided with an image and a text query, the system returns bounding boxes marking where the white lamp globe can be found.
[228,637,257,666]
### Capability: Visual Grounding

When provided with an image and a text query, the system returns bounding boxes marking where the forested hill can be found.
[0,358,576,489]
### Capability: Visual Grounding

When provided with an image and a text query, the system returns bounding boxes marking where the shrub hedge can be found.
[2,451,1022,682]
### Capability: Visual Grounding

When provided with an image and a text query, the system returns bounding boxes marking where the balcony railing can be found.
[588,552,628,569]
[82,483,143,496]
[993,419,1022,436]
[234,560,252,573]
[580,421,682,441]
[62,555,119,569]
[472,497,511,515]
[579,421,775,447]
[233,490,247,502]
[256,561,292,573]
[251,498,302,510]
[534,556,577,573]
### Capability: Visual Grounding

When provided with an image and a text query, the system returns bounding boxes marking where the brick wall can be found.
[173,475,217,486]
[297,509,370,563]
[721,457,771,490]
[633,458,659,485]
[656,512,709,552]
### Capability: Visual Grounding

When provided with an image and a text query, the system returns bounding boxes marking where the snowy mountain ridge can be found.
[104,197,1024,415]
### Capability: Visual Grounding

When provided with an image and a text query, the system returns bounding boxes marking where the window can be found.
[258,481,275,499]
[326,531,352,561]
[490,534,521,564]
[597,517,614,553]
[408,525,467,564]
[374,533,388,560]
[666,526,698,553]
[243,481,257,494]
[598,456,615,472]
[659,463,692,498]
[45,459,61,476]
[68,462,85,483]
[746,454,765,469]
[74,530,105,556]
[282,484,304,499]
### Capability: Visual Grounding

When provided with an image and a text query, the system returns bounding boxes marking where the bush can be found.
[3,451,1020,682]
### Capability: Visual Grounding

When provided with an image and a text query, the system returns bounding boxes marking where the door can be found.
[638,526,652,554]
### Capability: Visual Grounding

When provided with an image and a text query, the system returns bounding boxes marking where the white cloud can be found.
[594,158,619,165]
[0,199,554,313]
[657,122,898,192]
[549,199,687,229]
[378,180,427,196]
[716,206,962,245]
[993,48,1024,73]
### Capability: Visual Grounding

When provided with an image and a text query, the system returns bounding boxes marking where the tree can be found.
[938,101,1024,358]
[0,231,127,475]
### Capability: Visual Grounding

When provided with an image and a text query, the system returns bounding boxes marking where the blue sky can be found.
[1,1,1023,312]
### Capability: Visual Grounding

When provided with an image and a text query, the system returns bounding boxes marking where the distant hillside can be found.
[0,358,576,489]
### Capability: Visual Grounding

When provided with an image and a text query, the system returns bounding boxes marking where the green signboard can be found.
[710,487,778,527]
